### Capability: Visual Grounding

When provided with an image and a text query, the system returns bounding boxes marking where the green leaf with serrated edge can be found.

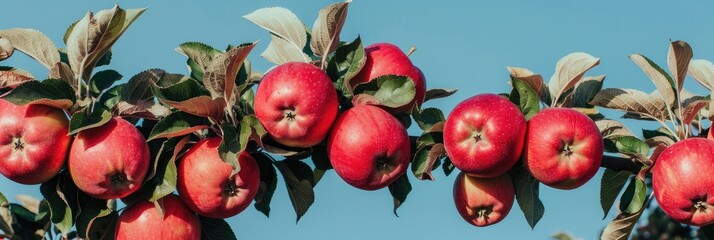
[35,200,50,224]
[411,144,447,181]
[275,160,315,223]
[388,173,412,217]
[122,69,166,102]
[442,157,455,176]
[510,164,544,229]
[509,78,541,119]
[610,136,649,156]
[176,42,222,71]
[151,77,225,119]
[242,115,267,145]
[219,123,242,177]
[200,215,237,240]
[204,42,256,103]
[327,36,366,98]
[310,2,349,57]
[74,193,112,239]
[412,107,445,131]
[630,54,677,108]
[99,83,123,110]
[619,177,647,214]
[424,88,458,103]
[253,152,278,217]
[40,172,78,237]
[601,204,646,240]
[90,70,122,95]
[0,192,13,236]
[570,75,605,108]
[311,145,332,185]
[600,169,631,219]
[188,58,204,81]
[0,28,61,70]
[2,79,76,109]
[95,50,112,67]
[66,5,146,81]
[642,127,677,142]
[417,132,443,149]
[147,111,210,141]
[353,75,416,108]
[69,108,113,135]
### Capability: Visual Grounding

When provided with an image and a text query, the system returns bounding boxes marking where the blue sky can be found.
[2,0,714,239]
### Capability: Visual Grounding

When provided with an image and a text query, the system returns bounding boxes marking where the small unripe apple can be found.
[354,43,426,114]
[453,172,514,227]
[525,107,603,190]
[328,105,410,190]
[177,137,260,218]
[115,194,201,239]
[69,117,150,199]
[254,62,339,148]
[653,138,714,226]
[443,93,526,178]
[0,99,71,184]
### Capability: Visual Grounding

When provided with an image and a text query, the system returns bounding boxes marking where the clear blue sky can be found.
[2,1,714,239]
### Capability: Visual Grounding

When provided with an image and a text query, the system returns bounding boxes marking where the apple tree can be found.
[0,2,712,240]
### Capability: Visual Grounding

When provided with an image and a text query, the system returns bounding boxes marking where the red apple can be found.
[69,117,150,199]
[0,99,71,184]
[443,94,526,178]
[115,194,201,239]
[327,105,410,190]
[525,107,603,190]
[254,62,338,148]
[176,137,260,218]
[353,42,426,114]
[653,138,714,226]
[453,172,514,227]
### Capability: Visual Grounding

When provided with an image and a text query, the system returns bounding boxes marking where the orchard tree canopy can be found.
[1,1,714,240]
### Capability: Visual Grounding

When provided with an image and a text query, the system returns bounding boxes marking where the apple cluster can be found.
[444,94,603,227]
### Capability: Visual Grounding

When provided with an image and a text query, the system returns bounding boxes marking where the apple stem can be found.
[406,46,416,57]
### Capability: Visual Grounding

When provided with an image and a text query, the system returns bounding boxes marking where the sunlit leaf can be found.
[310,1,349,56]
[0,28,60,69]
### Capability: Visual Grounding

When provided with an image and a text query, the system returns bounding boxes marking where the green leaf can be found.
[0,28,61,70]
[412,107,445,132]
[442,157,455,177]
[147,111,210,141]
[85,211,118,240]
[149,137,187,202]
[253,152,278,217]
[90,70,122,95]
[327,35,366,98]
[176,42,221,72]
[66,5,146,80]
[242,115,268,146]
[219,124,246,177]
[701,224,714,239]
[40,172,79,237]
[95,50,112,67]
[570,75,605,108]
[2,78,76,109]
[610,136,649,156]
[74,193,112,239]
[151,77,225,119]
[310,145,332,185]
[509,77,541,119]
[642,127,677,142]
[203,42,256,104]
[411,144,446,181]
[619,177,647,214]
[99,83,123,110]
[353,75,416,109]
[630,53,677,108]
[388,174,412,217]
[310,2,349,57]
[0,192,13,236]
[601,205,646,240]
[0,66,35,89]
[199,216,237,240]
[69,108,113,135]
[600,169,631,219]
[122,68,166,102]
[417,131,443,148]
[424,88,458,103]
[511,165,545,229]
[275,160,315,223]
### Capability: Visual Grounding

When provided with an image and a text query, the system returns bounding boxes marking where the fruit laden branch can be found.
[0,2,713,240]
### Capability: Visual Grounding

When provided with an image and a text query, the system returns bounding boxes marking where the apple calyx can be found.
[473,206,493,221]
[375,156,395,171]
[693,197,710,213]
[109,172,129,187]
[560,142,574,157]
[12,137,24,151]
[224,177,241,196]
